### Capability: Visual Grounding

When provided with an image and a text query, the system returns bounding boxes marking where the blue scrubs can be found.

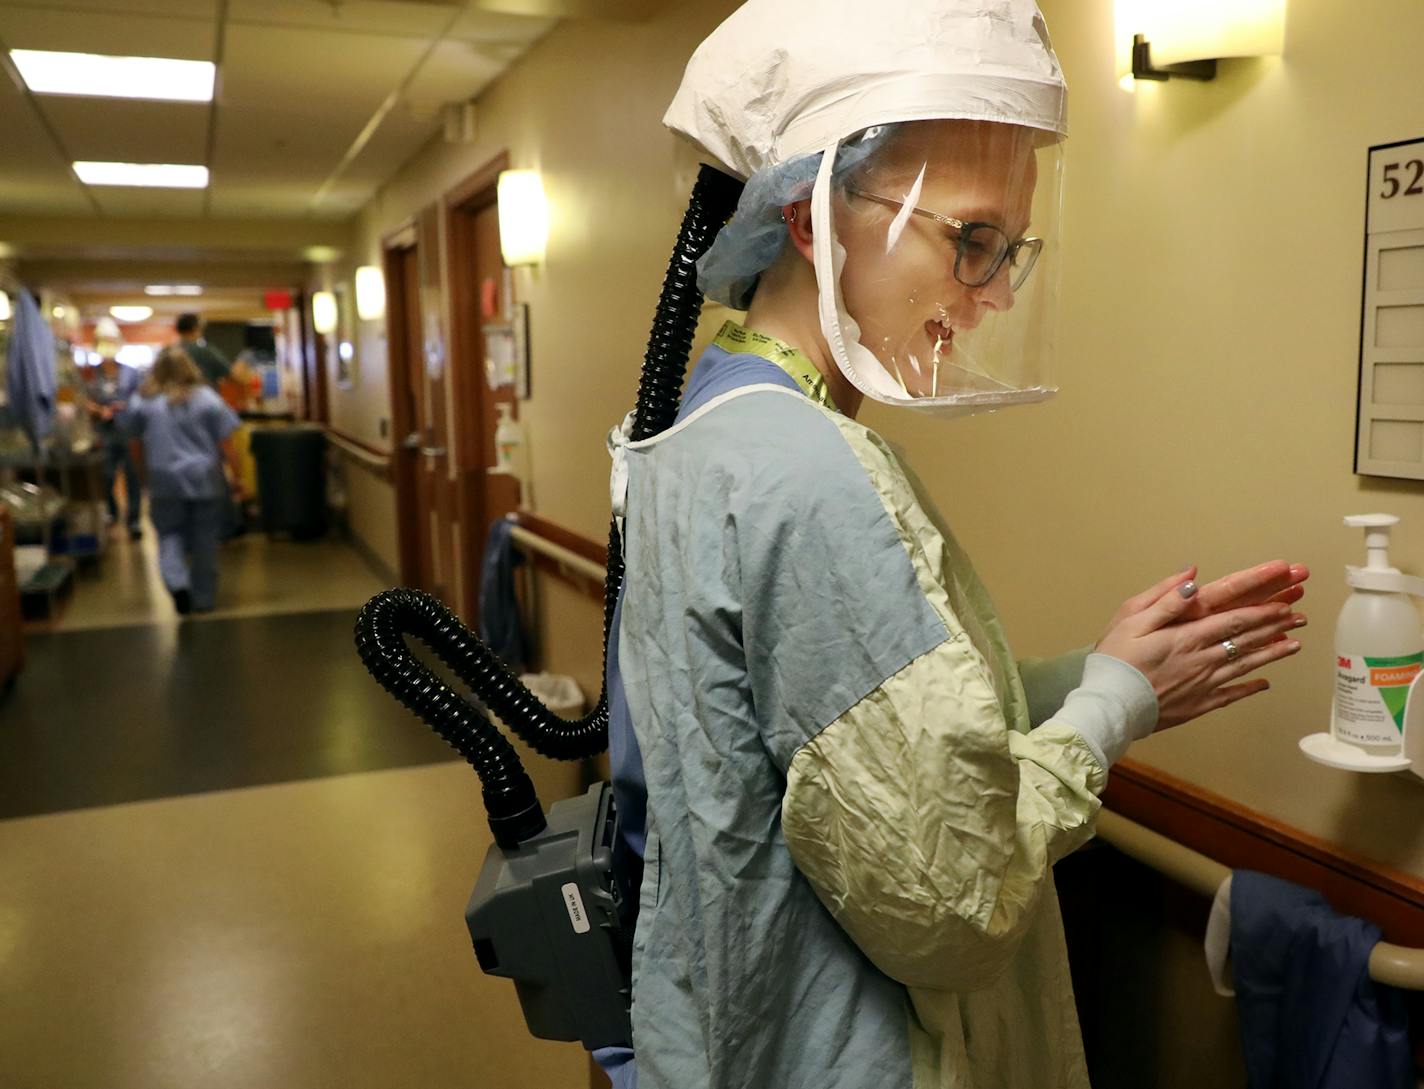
[85,364,143,532]
[128,386,239,610]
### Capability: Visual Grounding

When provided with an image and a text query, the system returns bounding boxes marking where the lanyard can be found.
[712,321,838,412]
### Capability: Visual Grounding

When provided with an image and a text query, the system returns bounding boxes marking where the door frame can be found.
[382,219,423,588]
[444,151,510,623]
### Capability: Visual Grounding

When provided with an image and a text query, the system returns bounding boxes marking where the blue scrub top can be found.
[128,385,240,500]
[85,364,142,441]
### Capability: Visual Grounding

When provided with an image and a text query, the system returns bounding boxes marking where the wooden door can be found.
[417,206,460,607]
[385,228,444,597]
[447,156,521,624]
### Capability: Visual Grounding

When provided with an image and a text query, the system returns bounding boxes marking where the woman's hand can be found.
[1095,563,1308,731]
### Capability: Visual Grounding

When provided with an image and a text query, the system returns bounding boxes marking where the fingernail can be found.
[1288,640,1301,651]
[1293,616,1307,628]
[1178,580,1198,599]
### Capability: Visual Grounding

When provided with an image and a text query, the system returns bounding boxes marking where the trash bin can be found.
[249,426,327,539]
[519,672,585,718]
[502,672,587,803]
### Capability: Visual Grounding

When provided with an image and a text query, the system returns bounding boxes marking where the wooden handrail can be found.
[508,525,606,585]
[324,428,391,478]
[1097,810,1424,990]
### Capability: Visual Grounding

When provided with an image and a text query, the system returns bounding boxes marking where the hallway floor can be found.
[0,528,591,1088]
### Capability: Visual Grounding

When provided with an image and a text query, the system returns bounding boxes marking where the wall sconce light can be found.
[110,305,154,322]
[355,265,386,321]
[312,290,338,335]
[0,291,10,323]
[1125,0,1286,83]
[497,169,549,267]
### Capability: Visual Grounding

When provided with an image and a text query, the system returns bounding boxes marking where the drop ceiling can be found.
[0,0,562,221]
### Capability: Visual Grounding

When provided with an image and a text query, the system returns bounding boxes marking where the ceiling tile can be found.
[338,104,436,182]
[468,0,661,19]
[227,0,457,39]
[401,37,506,118]
[205,183,322,219]
[446,9,556,48]
[0,179,95,216]
[41,97,208,164]
[0,1,218,17]
[0,62,93,214]
[211,22,425,184]
[91,187,206,216]
[0,7,214,60]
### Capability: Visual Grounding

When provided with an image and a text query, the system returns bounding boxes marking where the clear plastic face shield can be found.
[811,119,1063,415]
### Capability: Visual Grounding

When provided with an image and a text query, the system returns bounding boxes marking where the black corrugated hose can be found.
[354,164,746,849]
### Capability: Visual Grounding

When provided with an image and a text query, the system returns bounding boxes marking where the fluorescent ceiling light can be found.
[144,284,203,296]
[9,49,214,102]
[111,305,154,322]
[74,161,208,188]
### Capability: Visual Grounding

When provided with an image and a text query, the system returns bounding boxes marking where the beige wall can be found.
[344,1,1424,876]
[342,462,401,578]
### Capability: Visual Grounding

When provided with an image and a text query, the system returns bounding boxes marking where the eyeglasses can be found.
[845,187,1044,291]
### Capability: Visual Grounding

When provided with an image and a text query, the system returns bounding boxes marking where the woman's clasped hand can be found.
[1095,561,1310,730]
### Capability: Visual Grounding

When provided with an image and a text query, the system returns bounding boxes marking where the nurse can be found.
[128,346,242,615]
[598,2,1310,1088]
[83,346,143,539]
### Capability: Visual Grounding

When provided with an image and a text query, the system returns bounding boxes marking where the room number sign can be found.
[1357,137,1424,479]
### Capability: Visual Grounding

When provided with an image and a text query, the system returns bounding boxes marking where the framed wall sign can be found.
[1355,137,1424,478]
[482,302,530,399]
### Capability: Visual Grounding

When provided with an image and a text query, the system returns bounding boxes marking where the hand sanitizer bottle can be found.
[492,403,521,476]
[1333,514,1424,756]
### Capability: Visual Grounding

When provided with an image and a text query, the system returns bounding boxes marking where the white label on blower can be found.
[562,882,591,934]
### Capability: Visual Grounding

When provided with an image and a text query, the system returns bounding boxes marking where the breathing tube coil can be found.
[355,164,746,849]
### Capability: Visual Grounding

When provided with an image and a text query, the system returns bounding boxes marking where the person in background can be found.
[128,346,242,615]
[83,343,143,539]
[175,312,230,388]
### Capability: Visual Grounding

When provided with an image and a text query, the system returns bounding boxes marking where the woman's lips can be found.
[925,319,953,349]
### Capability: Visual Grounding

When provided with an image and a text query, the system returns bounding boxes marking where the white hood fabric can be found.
[664,0,1067,181]
[667,0,1069,417]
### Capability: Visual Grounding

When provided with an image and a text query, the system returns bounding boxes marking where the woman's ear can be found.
[781,200,814,263]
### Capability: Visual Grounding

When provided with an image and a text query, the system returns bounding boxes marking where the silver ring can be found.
[1222,638,1240,662]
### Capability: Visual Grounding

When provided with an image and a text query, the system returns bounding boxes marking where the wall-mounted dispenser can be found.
[1301,514,1424,778]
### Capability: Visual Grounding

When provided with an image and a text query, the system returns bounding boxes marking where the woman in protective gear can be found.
[597,2,1310,1086]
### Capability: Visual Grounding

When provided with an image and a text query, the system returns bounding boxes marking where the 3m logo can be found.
[1338,656,1352,669]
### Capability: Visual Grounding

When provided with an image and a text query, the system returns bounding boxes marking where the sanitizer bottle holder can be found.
[1300,559,1424,776]
[1298,673,1421,774]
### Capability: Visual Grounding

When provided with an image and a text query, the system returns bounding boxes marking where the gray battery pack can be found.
[466,781,633,1049]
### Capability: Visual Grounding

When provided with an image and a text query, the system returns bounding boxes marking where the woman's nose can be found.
[976,260,1017,314]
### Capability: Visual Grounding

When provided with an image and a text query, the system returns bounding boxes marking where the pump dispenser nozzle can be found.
[1345,513,1401,574]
